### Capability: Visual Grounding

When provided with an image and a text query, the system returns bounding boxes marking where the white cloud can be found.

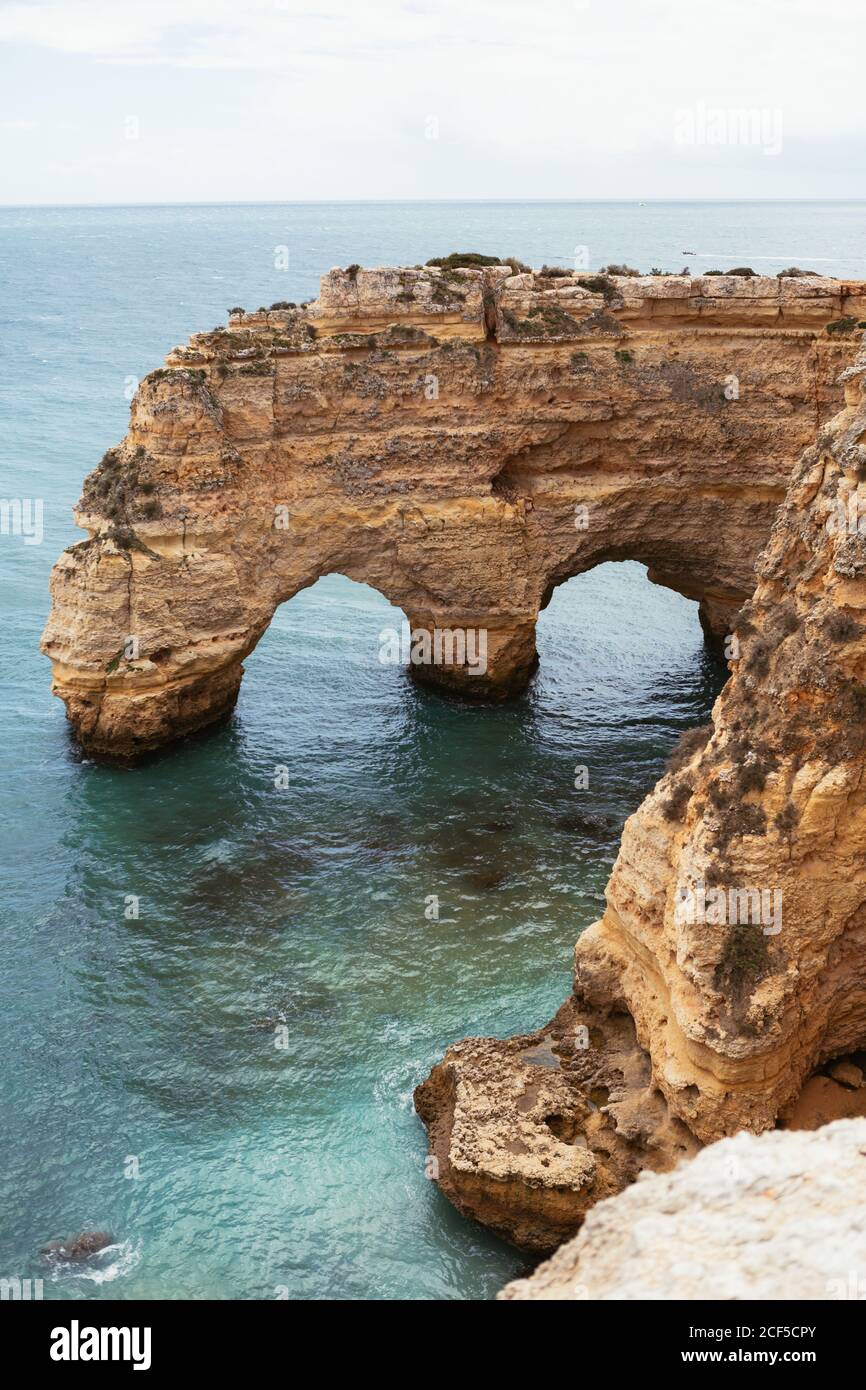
[1,0,864,200]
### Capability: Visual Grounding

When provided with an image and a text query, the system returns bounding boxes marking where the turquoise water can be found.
[1,202,863,1300]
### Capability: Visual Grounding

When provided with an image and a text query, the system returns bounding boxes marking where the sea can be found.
[1,200,864,1299]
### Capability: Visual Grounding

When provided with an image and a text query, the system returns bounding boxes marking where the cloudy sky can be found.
[1,0,863,204]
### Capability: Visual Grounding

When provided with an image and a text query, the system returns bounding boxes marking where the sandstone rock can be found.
[499,1120,866,1300]
[414,998,698,1252]
[828,1060,864,1088]
[780,1074,866,1130]
[417,335,866,1249]
[41,266,866,761]
[577,339,866,1145]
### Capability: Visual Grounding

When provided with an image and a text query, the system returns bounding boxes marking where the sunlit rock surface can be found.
[417,339,866,1248]
[499,1119,866,1300]
[41,264,866,760]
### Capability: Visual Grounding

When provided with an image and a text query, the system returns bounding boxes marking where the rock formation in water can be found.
[40,1231,113,1263]
[41,263,865,760]
[415,340,866,1250]
[499,1118,866,1300]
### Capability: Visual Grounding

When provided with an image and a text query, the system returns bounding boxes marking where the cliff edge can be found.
[41,263,866,760]
[416,337,866,1249]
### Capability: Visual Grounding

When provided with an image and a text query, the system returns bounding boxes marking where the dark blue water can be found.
[1,202,860,1299]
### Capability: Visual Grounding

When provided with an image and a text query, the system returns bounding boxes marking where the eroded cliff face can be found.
[415,343,866,1251]
[41,264,865,760]
[499,1119,866,1301]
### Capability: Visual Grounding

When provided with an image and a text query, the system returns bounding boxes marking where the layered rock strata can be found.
[41,265,866,760]
[416,341,866,1249]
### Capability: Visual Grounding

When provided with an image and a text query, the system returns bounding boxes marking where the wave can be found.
[47,1240,141,1286]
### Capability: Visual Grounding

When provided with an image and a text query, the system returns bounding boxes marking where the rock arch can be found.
[42,263,866,760]
[415,351,866,1253]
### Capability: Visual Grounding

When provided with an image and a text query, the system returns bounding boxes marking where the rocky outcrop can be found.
[416,337,866,1249]
[41,1231,113,1263]
[499,1119,866,1300]
[42,264,866,760]
[414,995,699,1252]
[579,343,866,1142]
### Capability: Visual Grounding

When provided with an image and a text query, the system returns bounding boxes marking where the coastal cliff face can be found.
[499,1119,866,1301]
[41,264,866,761]
[416,344,866,1251]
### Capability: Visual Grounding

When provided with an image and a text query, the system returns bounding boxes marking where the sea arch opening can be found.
[534,561,728,742]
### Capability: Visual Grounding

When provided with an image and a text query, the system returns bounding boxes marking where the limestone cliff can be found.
[415,337,866,1251]
[41,264,865,760]
[499,1119,866,1301]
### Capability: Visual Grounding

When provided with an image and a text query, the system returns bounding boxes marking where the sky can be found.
[0,0,864,204]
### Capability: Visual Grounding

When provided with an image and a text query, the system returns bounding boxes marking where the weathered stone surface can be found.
[828,1059,864,1089]
[499,1119,866,1300]
[413,996,698,1253]
[417,338,866,1249]
[41,265,865,760]
[579,343,866,1146]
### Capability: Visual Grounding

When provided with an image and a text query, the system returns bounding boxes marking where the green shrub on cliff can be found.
[426,252,502,269]
[736,761,767,794]
[665,723,713,774]
[774,800,799,836]
[576,274,620,303]
[661,781,693,822]
[746,636,773,677]
[426,252,532,276]
[826,316,866,336]
[146,367,205,385]
[503,303,582,337]
[236,359,275,376]
[824,610,863,641]
[714,924,770,1000]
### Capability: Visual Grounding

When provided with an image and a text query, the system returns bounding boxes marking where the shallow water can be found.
[2,200,861,1299]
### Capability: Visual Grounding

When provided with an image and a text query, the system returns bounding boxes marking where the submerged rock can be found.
[41,1231,113,1262]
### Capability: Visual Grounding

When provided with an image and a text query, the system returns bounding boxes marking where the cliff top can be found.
[164,263,866,360]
